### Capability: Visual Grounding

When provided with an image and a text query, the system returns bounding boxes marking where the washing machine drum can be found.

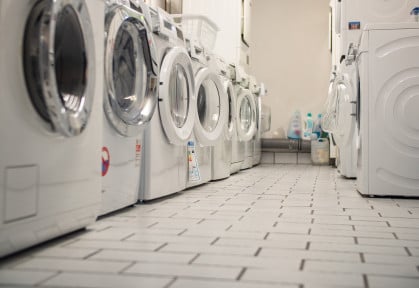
[24,0,95,137]
[334,74,357,148]
[104,4,159,137]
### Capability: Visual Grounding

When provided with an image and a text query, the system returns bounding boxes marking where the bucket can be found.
[311,138,329,165]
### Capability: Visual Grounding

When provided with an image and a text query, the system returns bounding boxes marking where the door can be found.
[193,67,229,145]
[236,88,256,142]
[224,80,236,141]
[104,4,159,137]
[159,46,196,145]
[334,73,356,149]
[24,0,95,137]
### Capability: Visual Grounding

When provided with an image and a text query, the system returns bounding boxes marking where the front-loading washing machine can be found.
[100,1,159,215]
[230,65,246,174]
[139,8,196,201]
[208,55,236,181]
[249,76,262,166]
[235,68,257,170]
[184,35,228,188]
[0,0,104,257]
[357,23,419,197]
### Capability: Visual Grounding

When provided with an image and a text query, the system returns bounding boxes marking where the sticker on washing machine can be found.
[187,141,201,182]
[135,140,142,167]
[102,147,110,177]
[348,21,361,30]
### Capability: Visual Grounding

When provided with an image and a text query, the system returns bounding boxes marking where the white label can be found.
[187,141,201,182]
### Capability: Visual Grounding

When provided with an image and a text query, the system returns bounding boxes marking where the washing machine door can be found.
[23,0,95,137]
[104,4,159,137]
[193,68,229,146]
[224,79,236,141]
[334,73,356,148]
[159,47,196,145]
[236,88,257,142]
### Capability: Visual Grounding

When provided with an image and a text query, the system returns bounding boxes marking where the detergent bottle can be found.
[312,113,323,139]
[287,110,302,140]
[303,112,314,140]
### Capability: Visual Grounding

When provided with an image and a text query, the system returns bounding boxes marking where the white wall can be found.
[249,0,331,138]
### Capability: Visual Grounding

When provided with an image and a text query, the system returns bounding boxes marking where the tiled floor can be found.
[1,165,419,288]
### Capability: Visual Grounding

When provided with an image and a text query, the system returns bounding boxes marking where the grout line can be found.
[354,237,359,244]
[163,277,178,288]
[238,215,245,221]
[154,243,168,252]
[377,212,383,217]
[305,242,310,250]
[119,261,137,274]
[299,259,306,271]
[188,253,200,264]
[147,222,159,228]
[34,271,61,286]
[386,221,391,227]
[225,225,233,231]
[254,247,262,256]
[360,253,365,263]
[307,228,312,235]
[83,248,103,260]
[210,237,220,245]
[197,218,205,224]
[310,218,314,224]
[405,247,412,256]
[363,274,369,288]
[263,232,270,240]
[352,225,356,231]
[392,232,399,240]
[273,221,278,227]
[177,229,188,236]
[236,267,247,281]
[121,233,136,241]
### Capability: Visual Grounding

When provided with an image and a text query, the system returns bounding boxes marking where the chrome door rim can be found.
[224,79,236,141]
[104,4,159,137]
[236,88,257,142]
[23,0,95,137]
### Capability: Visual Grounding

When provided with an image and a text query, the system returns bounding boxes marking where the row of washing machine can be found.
[0,0,269,257]
[324,0,419,197]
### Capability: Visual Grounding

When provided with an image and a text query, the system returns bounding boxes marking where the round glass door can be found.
[193,68,228,146]
[225,80,236,140]
[236,88,257,142]
[159,47,196,145]
[24,0,95,137]
[335,75,356,148]
[104,5,158,137]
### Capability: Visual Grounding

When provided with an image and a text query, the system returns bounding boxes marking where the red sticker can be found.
[136,143,141,153]
[102,146,110,177]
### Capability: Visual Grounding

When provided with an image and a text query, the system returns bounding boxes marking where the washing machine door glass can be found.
[225,80,236,140]
[236,89,257,142]
[23,0,95,137]
[193,68,228,146]
[104,5,159,136]
[335,75,356,148]
[159,47,196,145]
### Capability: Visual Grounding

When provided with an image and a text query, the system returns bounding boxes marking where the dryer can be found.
[357,23,419,197]
[0,0,103,257]
[185,34,228,188]
[235,68,257,170]
[100,1,158,215]
[208,55,236,181]
[139,8,196,201]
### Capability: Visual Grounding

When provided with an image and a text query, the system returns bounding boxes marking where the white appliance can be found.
[332,50,358,179]
[140,8,196,201]
[100,1,158,215]
[249,77,262,166]
[357,23,419,197]
[0,0,103,257]
[230,65,246,174]
[185,28,228,188]
[208,55,236,180]
[236,67,257,170]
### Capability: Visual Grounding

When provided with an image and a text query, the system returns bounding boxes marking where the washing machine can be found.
[0,0,104,257]
[230,65,246,174]
[357,23,419,197]
[235,68,257,170]
[208,55,236,181]
[139,8,196,201]
[249,76,262,166]
[185,33,229,188]
[332,49,358,179]
[100,1,158,215]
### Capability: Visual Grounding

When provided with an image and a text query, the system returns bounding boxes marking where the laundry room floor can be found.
[1,165,419,288]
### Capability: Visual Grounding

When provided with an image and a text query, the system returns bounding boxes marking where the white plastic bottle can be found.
[287,110,302,140]
[303,112,314,140]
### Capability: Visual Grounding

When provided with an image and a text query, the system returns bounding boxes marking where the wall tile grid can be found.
[0,165,418,288]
